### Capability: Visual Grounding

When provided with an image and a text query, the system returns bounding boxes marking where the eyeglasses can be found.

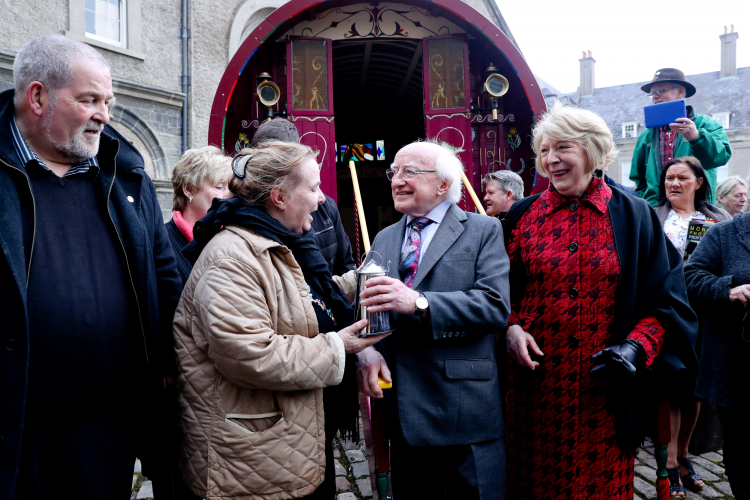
[385,167,436,181]
[647,86,680,97]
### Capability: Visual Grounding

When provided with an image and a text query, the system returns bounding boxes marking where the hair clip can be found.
[232,152,253,179]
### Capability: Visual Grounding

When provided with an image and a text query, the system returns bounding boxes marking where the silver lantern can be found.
[353,253,393,337]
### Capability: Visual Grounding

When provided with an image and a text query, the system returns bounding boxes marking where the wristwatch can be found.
[415,293,429,317]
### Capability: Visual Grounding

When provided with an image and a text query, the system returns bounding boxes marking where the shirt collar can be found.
[406,198,452,225]
[541,176,611,215]
[10,114,100,176]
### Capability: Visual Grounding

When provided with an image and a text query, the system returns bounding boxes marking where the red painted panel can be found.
[425,113,474,212]
[294,117,337,201]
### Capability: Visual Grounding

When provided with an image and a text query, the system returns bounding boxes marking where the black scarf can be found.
[183,196,360,440]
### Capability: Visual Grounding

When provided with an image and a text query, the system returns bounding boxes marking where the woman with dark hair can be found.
[653,156,729,497]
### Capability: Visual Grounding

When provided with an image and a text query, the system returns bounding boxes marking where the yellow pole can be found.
[462,172,486,215]
[349,160,371,252]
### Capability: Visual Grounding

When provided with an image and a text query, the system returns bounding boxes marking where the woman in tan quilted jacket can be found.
[173,141,387,500]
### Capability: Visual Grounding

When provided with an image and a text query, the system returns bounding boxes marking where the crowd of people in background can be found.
[3,34,750,500]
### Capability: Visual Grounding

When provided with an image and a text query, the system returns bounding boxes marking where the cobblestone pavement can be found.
[130,435,735,500]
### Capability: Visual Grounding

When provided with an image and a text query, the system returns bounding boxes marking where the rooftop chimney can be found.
[579,50,595,96]
[720,25,739,78]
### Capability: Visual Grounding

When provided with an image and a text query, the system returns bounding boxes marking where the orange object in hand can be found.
[377,377,392,389]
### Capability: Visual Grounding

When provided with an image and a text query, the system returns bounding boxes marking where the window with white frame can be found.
[716,165,729,185]
[622,122,638,139]
[621,161,636,188]
[712,112,731,130]
[85,0,126,47]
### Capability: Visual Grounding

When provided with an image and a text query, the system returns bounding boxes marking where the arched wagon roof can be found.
[208,0,546,147]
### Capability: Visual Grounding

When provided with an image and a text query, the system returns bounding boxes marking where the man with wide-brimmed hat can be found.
[629,68,732,205]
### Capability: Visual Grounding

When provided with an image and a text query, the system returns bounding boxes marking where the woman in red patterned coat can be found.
[503,105,698,500]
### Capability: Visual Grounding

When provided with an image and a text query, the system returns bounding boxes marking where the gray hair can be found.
[398,139,463,204]
[482,170,524,201]
[717,175,747,201]
[13,35,110,106]
[171,146,233,212]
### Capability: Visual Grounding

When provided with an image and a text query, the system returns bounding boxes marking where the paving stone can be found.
[700,452,723,463]
[716,450,723,456]
[336,476,351,493]
[692,457,725,475]
[643,445,654,453]
[334,448,341,458]
[633,476,657,499]
[641,457,657,469]
[335,461,347,477]
[134,459,142,473]
[342,438,361,451]
[713,481,732,494]
[346,450,366,463]
[337,493,357,500]
[685,485,722,498]
[136,481,154,499]
[637,449,653,461]
[132,475,138,489]
[691,463,720,482]
[357,478,372,497]
[635,465,657,482]
[351,461,370,479]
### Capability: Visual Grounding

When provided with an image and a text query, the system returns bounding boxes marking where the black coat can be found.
[311,194,356,275]
[0,89,183,500]
[684,213,750,411]
[504,185,698,448]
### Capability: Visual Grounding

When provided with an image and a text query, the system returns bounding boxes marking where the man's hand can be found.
[506,324,543,370]
[356,347,392,398]
[669,118,699,142]
[729,284,750,307]
[337,319,391,354]
[359,276,419,315]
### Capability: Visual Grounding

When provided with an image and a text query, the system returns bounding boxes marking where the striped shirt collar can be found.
[10,114,99,177]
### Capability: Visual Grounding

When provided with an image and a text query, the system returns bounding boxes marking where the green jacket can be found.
[629,106,731,206]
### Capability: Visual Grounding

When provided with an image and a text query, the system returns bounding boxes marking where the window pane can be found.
[427,38,465,109]
[85,10,96,33]
[109,19,120,42]
[85,0,95,11]
[291,40,329,111]
[108,0,119,20]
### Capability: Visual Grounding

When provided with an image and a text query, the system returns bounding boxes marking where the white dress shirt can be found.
[401,199,452,267]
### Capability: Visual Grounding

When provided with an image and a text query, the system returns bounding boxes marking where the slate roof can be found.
[546,67,750,140]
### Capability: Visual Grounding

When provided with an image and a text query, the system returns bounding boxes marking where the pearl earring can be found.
[188,195,193,202]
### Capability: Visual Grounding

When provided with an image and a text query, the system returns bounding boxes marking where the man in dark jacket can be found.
[0,35,182,500]
[251,117,356,274]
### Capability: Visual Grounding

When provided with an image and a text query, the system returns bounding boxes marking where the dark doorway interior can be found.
[332,39,425,264]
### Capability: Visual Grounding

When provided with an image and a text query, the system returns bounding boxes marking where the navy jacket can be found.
[371,203,510,446]
[685,213,750,411]
[0,89,183,500]
[311,195,356,275]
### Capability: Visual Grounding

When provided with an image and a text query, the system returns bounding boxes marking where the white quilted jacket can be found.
[173,225,347,499]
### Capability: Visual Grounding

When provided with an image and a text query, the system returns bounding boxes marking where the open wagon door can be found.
[287,37,338,201]
[422,34,475,211]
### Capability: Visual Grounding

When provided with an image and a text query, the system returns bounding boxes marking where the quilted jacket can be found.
[173,225,347,500]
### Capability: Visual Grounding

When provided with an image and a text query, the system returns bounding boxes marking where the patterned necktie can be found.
[399,217,433,288]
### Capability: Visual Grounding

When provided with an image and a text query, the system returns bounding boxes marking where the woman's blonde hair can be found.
[717,175,747,205]
[171,146,233,212]
[230,141,317,205]
[531,103,617,178]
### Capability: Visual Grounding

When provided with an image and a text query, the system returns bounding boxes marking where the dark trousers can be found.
[13,415,135,500]
[717,406,750,499]
[390,437,505,500]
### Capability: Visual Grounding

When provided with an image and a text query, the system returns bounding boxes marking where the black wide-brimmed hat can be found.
[640,68,696,97]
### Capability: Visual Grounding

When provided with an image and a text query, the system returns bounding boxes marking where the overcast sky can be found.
[497,0,748,94]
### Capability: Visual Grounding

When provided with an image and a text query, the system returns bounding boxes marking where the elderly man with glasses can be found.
[629,68,732,206]
[350,140,509,499]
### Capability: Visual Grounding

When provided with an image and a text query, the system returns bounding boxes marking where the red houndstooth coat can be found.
[504,178,665,500]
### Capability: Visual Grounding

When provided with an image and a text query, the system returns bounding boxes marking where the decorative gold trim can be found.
[427,112,469,120]
[288,116,336,123]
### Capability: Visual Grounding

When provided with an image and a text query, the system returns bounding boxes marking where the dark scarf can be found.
[183,196,361,440]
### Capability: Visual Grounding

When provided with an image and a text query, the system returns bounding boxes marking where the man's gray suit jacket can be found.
[370,202,510,447]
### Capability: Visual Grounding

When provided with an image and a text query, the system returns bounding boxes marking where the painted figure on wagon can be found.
[503,104,698,500]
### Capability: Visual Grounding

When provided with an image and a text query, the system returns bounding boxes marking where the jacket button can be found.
[127,195,134,203]
[568,242,578,252]
[569,335,580,348]
[300,290,308,297]
[569,287,579,299]
[319,429,324,436]
[212,487,220,495]
[212,463,221,471]
[6,339,17,351]
[570,202,578,212]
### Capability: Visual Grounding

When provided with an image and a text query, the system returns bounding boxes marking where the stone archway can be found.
[110,105,169,179]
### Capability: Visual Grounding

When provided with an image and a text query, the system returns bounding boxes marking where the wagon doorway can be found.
[331,39,425,260]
